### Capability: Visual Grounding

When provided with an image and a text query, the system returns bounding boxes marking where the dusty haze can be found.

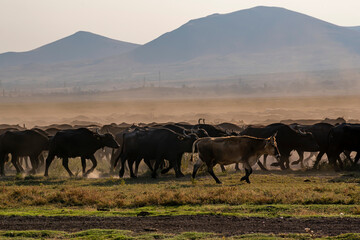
[1,94,359,127]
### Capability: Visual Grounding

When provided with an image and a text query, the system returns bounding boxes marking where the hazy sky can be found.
[1,0,360,54]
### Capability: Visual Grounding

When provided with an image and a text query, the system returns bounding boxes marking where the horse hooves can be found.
[176,173,185,178]
[278,165,288,170]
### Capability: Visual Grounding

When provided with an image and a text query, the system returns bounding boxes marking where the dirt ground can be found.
[0,215,359,236]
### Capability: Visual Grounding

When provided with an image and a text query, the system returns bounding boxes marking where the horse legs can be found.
[81,157,87,175]
[144,158,154,172]
[62,157,74,177]
[160,160,173,174]
[312,151,325,169]
[303,152,317,167]
[110,149,120,174]
[118,153,127,178]
[38,153,45,169]
[234,163,241,171]
[16,157,25,173]
[353,152,360,166]
[24,156,30,170]
[240,161,253,184]
[291,150,304,168]
[151,156,164,178]
[263,154,268,168]
[192,159,204,180]
[173,154,185,178]
[134,157,142,177]
[127,156,138,178]
[257,155,268,171]
[270,154,289,170]
[11,154,23,174]
[84,155,97,177]
[44,152,55,177]
[28,155,39,175]
[0,153,6,176]
[206,161,221,184]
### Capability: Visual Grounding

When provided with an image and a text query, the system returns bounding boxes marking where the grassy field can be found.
[0,229,359,240]
[0,170,359,218]
[0,164,359,239]
[2,94,360,240]
[1,157,360,239]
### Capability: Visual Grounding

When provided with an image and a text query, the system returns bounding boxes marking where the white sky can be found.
[1,0,360,54]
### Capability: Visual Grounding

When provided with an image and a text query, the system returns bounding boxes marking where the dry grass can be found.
[0,171,359,210]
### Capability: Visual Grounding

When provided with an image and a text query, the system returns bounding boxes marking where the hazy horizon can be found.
[2,5,360,95]
[1,0,360,54]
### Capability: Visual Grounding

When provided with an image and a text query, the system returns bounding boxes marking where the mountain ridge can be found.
[0,31,140,68]
[129,6,360,64]
[1,6,360,94]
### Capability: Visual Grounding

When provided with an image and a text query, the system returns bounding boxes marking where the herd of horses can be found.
[0,117,359,183]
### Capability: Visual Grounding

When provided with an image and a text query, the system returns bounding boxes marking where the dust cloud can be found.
[0,94,360,127]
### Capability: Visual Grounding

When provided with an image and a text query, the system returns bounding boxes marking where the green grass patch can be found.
[0,204,359,218]
[2,230,62,239]
[0,230,359,240]
[68,229,134,240]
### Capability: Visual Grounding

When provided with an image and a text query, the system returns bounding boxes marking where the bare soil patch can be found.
[0,215,359,236]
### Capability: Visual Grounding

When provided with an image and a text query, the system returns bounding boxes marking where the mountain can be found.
[0,31,140,68]
[349,26,360,32]
[2,6,360,95]
[129,6,360,64]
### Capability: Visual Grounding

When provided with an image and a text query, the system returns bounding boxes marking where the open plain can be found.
[0,95,360,239]
[0,165,359,239]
